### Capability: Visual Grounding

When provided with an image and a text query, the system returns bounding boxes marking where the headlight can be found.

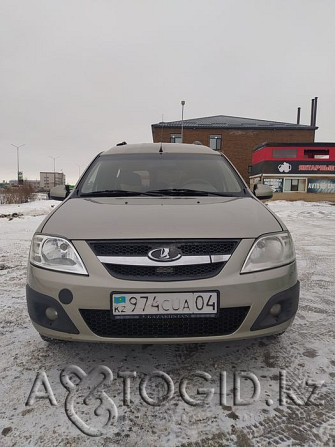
[241,232,295,274]
[30,235,88,275]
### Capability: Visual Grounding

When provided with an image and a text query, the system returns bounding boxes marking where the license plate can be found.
[112,292,218,317]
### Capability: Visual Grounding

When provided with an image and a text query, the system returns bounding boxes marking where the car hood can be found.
[40,196,283,240]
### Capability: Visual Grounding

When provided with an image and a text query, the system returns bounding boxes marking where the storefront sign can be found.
[252,160,335,176]
[299,164,335,172]
[307,179,335,193]
[263,178,283,192]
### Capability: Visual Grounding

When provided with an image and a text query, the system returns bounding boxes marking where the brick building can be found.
[151,115,317,183]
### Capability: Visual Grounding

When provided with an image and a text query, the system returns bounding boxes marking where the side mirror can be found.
[49,185,68,201]
[253,183,273,200]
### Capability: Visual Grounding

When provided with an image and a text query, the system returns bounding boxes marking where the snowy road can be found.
[0,199,334,446]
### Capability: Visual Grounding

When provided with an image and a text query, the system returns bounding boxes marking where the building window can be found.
[170,134,182,143]
[209,135,221,151]
[283,178,306,192]
[273,149,297,158]
[304,149,329,159]
[263,178,283,193]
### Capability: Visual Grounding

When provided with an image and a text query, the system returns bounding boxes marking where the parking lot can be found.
[0,199,334,446]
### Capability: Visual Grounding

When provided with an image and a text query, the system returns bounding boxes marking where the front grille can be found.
[80,307,250,338]
[105,262,225,281]
[88,239,239,257]
[88,239,240,281]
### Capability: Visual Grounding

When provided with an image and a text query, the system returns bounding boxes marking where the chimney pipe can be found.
[313,97,318,127]
[297,107,301,125]
[310,98,315,126]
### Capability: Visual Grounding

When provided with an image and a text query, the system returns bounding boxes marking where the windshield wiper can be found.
[145,188,242,197]
[80,188,244,198]
[80,189,161,197]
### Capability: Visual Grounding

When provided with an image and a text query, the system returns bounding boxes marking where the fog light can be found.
[269,303,282,317]
[45,307,58,320]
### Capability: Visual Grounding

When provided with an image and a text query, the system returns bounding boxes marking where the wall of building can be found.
[40,172,65,190]
[152,127,316,182]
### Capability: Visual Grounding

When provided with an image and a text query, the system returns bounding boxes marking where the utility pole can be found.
[11,144,25,184]
[49,156,60,187]
[181,100,185,143]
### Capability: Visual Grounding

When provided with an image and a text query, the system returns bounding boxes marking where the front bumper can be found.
[26,281,299,343]
[26,237,299,343]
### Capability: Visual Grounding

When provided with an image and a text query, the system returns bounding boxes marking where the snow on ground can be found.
[0,199,334,446]
[0,197,59,217]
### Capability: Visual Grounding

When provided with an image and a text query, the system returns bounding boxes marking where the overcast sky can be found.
[1,0,335,183]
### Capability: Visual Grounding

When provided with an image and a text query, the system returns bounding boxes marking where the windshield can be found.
[78,153,246,196]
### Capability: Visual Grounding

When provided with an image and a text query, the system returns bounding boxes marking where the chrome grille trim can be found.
[97,254,231,266]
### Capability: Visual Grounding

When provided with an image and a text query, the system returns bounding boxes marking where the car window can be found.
[79,153,244,195]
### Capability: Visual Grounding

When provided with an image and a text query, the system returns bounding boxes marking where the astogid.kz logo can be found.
[25,366,325,437]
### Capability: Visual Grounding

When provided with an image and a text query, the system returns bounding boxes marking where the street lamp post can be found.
[181,100,185,143]
[11,144,25,184]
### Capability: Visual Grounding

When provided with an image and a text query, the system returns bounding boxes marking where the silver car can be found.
[26,143,299,343]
